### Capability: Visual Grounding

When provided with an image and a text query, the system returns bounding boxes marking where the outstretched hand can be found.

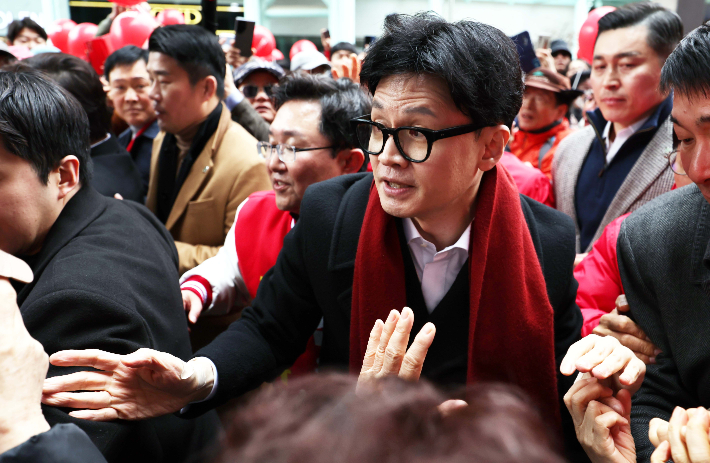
[561,334,646,395]
[357,307,435,394]
[42,349,215,421]
[651,407,710,463]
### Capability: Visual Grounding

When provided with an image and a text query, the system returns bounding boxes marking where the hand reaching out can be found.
[561,334,646,395]
[592,295,660,364]
[651,407,710,463]
[42,349,215,421]
[564,378,636,463]
[182,290,205,324]
[357,307,435,394]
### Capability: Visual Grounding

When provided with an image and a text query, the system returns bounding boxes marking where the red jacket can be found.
[500,152,555,208]
[575,213,629,337]
[509,119,573,179]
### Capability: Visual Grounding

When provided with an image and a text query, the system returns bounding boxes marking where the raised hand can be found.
[561,334,646,395]
[564,378,636,463]
[592,295,659,364]
[42,349,215,421]
[331,54,361,83]
[357,307,435,394]
[182,290,204,324]
[651,407,710,463]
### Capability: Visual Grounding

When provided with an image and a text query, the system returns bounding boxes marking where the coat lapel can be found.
[594,118,673,245]
[328,173,373,272]
[559,130,594,251]
[164,105,230,230]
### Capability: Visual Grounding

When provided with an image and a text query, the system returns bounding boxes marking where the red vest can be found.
[233,190,319,379]
[234,190,293,299]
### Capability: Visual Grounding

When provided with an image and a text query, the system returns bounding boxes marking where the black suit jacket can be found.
[13,186,220,463]
[91,134,144,202]
[619,185,710,462]
[0,425,106,463]
[190,172,583,449]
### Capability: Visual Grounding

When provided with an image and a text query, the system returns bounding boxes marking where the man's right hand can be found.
[592,295,660,364]
[42,349,215,421]
[182,290,204,324]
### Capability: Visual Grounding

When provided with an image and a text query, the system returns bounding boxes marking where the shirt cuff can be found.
[181,276,212,307]
[179,357,219,414]
[224,90,244,111]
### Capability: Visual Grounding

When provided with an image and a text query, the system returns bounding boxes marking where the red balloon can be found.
[252,25,276,58]
[48,19,76,53]
[156,9,185,26]
[577,6,616,63]
[289,39,317,60]
[113,0,145,6]
[110,11,157,49]
[270,48,284,61]
[67,22,98,59]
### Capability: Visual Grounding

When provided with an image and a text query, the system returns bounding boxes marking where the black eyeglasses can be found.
[242,84,276,98]
[666,149,688,176]
[350,116,486,163]
[257,141,335,163]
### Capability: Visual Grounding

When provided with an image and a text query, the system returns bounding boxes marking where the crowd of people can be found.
[1,3,710,463]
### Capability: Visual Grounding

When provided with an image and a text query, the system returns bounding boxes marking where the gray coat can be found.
[553,118,674,252]
[618,185,710,462]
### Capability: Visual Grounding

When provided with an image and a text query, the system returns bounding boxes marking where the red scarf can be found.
[350,166,560,425]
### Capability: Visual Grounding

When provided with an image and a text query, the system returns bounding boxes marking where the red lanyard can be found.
[126,119,156,152]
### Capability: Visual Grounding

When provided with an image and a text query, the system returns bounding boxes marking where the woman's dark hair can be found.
[149,25,226,99]
[0,69,91,184]
[7,18,47,43]
[104,45,149,80]
[274,74,372,170]
[22,53,111,144]
[214,374,565,463]
[660,22,710,98]
[596,3,683,60]
[359,12,523,129]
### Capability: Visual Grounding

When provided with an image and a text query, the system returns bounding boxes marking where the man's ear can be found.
[556,103,569,120]
[55,155,80,200]
[478,125,510,172]
[337,148,366,174]
[202,76,219,101]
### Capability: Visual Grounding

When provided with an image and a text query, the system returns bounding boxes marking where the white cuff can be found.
[179,357,219,414]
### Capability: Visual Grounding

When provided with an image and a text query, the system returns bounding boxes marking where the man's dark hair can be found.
[596,3,683,60]
[660,22,710,98]
[149,25,226,98]
[359,12,523,129]
[0,69,91,185]
[104,45,149,80]
[22,53,111,144]
[274,74,372,171]
[7,18,47,43]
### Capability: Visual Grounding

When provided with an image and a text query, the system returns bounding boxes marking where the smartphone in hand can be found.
[234,19,255,58]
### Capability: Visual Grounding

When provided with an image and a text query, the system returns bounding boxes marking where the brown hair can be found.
[214,374,565,463]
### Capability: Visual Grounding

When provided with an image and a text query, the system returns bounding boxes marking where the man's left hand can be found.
[356,307,435,393]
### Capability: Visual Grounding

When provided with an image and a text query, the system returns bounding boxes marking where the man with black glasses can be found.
[42,13,583,459]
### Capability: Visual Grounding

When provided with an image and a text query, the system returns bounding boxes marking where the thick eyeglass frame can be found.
[256,141,336,164]
[666,149,688,176]
[350,115,486,163]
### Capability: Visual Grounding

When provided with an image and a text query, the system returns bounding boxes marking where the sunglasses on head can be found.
[241,84,276,98]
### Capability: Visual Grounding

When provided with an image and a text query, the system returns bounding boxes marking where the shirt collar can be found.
[90,133,111,149]
[602,115,650,148]
[402,218,471,253]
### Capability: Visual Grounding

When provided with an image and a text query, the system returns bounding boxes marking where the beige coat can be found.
[147,103,271,274]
